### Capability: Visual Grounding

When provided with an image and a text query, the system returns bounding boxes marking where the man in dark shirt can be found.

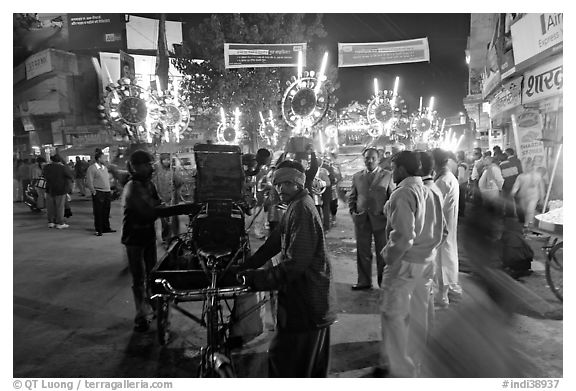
[237,160,337,377]
[42,154,74,229]
[121,150,161,332]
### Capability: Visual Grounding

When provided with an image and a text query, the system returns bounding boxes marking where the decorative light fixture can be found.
[366,76,407,139]
[281,52,335,132]
[217,107,242,145]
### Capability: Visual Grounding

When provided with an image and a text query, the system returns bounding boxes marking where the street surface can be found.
[12,196,562,378]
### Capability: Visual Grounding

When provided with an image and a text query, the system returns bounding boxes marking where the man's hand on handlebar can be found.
[236,269,257,287]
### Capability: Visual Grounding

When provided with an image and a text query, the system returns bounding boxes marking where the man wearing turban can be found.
[236,160,337,377]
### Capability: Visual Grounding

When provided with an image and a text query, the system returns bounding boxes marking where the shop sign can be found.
[482,38,501,98]
[224,43,307,69]
[511,109,546,171]
[489,77,522,118]
[539,97,561,113]
[338,38,430,67]
[25,50,53,80]
[521,56,562,105]
[71,132,114,146]
[511,13,563,71]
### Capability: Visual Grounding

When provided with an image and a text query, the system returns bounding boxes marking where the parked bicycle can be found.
[543,238,563,302]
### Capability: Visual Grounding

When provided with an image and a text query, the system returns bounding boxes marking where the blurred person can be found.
[446,151,458,177]
[311,164,329,229]
[456,151,469,216]
[478,155,504,214]
[17,158,33,202]
[42,154,74,229]
[74,156,88,196]
[237,160,337,377]
[348,147,395,289]
[31,156,47,210]
[320,156,337,231]
[492,145,505,164]
[152,153,183,245]
[329,156,342,226]
[510,162,545,231]
[375,151,444,378]
[121,150,161,332]
[499,148,523,217]
[14,158,22,202]
[422,205,534,378]
[470,149,484,205]
[432,148,461,307]
[86,148,115,236]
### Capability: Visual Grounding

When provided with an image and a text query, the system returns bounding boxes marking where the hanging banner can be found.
[482,32,501,98]
[521,55,562,105]
[224,43,307,69]
[496,14,517,79]
[511,109,546,171]
[68,14,124,50]
[98,52,120,91]
[511,13,563,71]
[490,76,522,118]
[338,38,430,67]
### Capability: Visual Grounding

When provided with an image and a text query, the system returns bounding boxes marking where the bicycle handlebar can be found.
[153,278,252,300]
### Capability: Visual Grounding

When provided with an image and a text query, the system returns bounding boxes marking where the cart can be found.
[149,144,267,377]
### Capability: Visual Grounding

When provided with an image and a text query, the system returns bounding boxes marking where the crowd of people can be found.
[13,141,549,378]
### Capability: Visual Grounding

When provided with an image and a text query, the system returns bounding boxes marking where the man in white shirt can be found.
[376,151,445,377]
[86,148,115,236]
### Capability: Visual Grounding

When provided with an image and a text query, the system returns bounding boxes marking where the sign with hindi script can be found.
[338,38,430,67]
[224,43,306,68]
[521,56,562,105]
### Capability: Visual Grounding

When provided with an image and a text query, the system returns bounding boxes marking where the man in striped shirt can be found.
[237,160,337,377]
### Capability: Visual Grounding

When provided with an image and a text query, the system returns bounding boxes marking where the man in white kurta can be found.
[432,149,461,307]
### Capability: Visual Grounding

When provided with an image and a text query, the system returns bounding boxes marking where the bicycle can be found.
[151,201,268,377]
[543,239,563,302]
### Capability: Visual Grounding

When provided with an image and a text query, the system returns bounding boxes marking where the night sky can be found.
[320,14,471,118]
[177,13,471,118]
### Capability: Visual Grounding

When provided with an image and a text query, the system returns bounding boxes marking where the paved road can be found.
[12,196,562,378]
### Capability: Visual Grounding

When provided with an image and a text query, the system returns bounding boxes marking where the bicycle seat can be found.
[198,248,232,260]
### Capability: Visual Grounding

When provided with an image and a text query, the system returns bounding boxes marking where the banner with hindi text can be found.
[338,38,430,67]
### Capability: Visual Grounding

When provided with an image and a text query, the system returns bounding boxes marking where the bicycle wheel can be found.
[545,241,563,302]
[157,296,171,345]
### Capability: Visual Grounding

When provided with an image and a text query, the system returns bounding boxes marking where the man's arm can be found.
[85,166,95,195]
[240,227,282,271]
[248,203,319,290]
[348,174,358,213]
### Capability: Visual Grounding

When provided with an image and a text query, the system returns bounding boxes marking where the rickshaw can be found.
[150,143,266,377]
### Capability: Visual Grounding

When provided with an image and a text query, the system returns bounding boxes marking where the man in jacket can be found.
[237,160,337,377]
[376,151,445,378]
[86,149,115,236]
[348,147,395,289]
[152,153,183,245]
[121,150,161,332]
[42,154,74,229]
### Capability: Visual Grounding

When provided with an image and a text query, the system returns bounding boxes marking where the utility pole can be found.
[155,13,169,91]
